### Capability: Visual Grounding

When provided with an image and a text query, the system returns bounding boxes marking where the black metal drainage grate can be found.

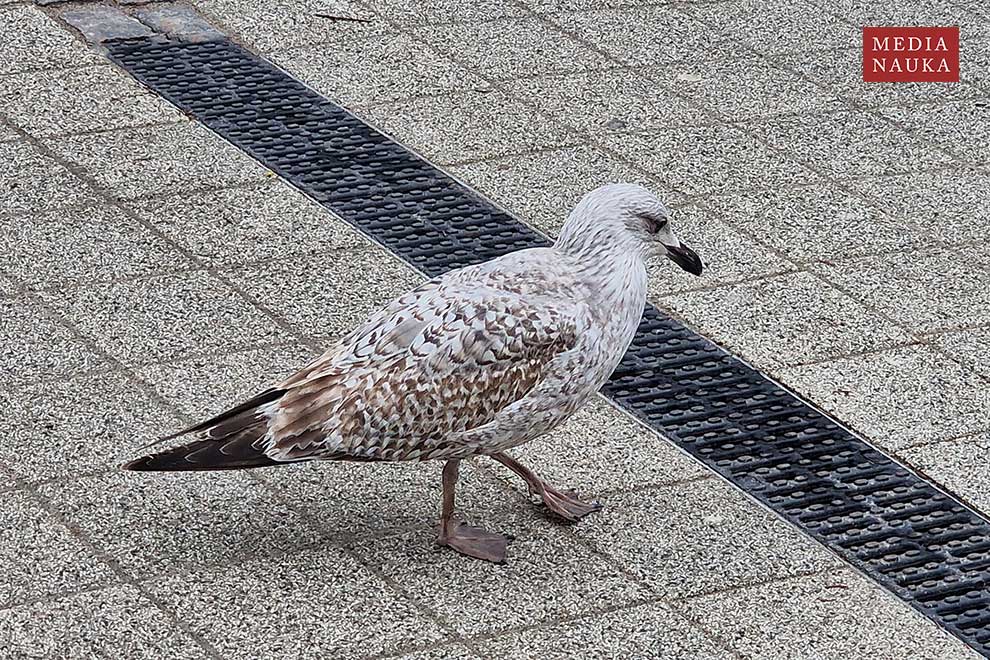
[108,36,990,655]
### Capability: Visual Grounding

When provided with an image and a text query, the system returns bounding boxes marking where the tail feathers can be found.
[123,427,279,471]
[125,388,289,472]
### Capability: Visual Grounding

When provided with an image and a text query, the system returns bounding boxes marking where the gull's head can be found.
[555,183,703,276]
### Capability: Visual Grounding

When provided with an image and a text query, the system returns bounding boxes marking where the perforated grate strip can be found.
[108,36,990,655]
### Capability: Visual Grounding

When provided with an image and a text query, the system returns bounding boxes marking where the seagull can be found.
[124,183,703,563]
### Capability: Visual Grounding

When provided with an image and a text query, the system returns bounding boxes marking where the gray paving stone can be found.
[676,567,979,660]
[359,90,578,164]
[391,645,482,660]
[0,204,194,286]
[39,271,295,366]
[272,33,486,106]
[0,120,20,141]
[681,0,856,57]
[501,397,708,497]
[126,181,365,266]
[701,183,927,263]
[60,5,154,43]
[646,204,794,296]
[352,512,648,637]
[814,245,990,333]
[0,297,102,388]
[2,370,183,482]
[449,144,673,237]
[0,5,101,74]
[781,48,984,108]
[0,585,210,660]
[821,0,989,41]
[262,459,507,541]
[930,327,990,380]
[662,271,912,370]
[477,602,727,659]
[846,168,990,245]
[549,6,748,67]
[880,100,990,166]
[962,38,989,90]
[900,433,990,515]
[0,273,18,297]
[416,17,610,81]
[745,109,957,179]
[40,470,325,578]
[0,65,183,138]
[363,0,526,24]
[44,122,271,200]
[777,345,990,450]
[0,141,100,214]
[197,0,386,53]
[222,249,423,341]
[597,126,820,197]
[0,491,116,608]
[144,548,448,658]
[503,69,709,135]
[572,478,841,598]
[644,55,844,122]
[133,4,225,41]
[135,344,317,420]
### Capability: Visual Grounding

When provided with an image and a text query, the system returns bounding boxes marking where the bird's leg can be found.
[491,452,602,522]
[435,459,509,563]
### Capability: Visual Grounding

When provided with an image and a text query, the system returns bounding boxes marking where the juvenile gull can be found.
[125,183,703,563]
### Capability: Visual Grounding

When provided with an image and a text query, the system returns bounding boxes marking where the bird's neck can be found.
[554,234,649,323]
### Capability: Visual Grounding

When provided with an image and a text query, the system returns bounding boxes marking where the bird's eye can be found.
[647,218,667,234]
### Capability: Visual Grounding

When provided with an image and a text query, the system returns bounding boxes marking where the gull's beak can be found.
[664,241,704,276]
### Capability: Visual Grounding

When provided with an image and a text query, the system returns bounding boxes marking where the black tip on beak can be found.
[666,243,704,276]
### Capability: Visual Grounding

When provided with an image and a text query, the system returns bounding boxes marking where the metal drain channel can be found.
[108,36,990,654]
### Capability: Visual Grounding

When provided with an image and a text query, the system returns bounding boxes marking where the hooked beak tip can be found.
[665,243,704,276]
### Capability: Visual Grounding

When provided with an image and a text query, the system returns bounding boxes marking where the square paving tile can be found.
[261,459,508,542]
[359,90,578,164]
[223,249,422,341]
[40,470,324,579]
[144,548,448,659]
[40,270,295,366]
[824,0,989,41]
[549,7,747,67]
[702,182,927,262]
[814,245,990,333]
[136,344,317,420]
[390,644,481,660]
[126,181,365,266]
[44,122,271,200]
[272,33,486,107]
[781,48,985,108]
[661,271,912,370]
[363,0,526,24]
[0,491,116,608]
[930,327,990,380]
[646,205,794,296]
[0,120,20,142]
[597,126,820,197]
[0,585,210,660]
[0,204,194,287]
[777,345,990,450]
[880,100,990,166]
[643,55,844,122]
[680,0,857,57]
[416,17,609,80]
[196,0,386,52]
[845,169,990,245]
[0,65,183,138]
[477,601,726,659]
[352,510,648,637]
[900,433,990,514]
[675,567,977,660]
[500,397,709,497]
[572,478,841,599]
[0,297,102,389]
[0,5,101,74]
[450,144,670,237]
[0,141,100,214]
[745,110,957,179]
[2,370,183,482]
[503,69,709,135]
